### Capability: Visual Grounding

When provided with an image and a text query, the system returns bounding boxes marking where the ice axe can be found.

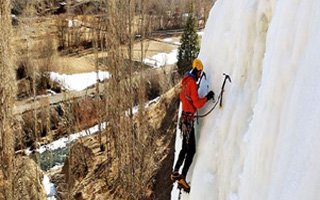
[219,73,231,108]
[196,73,232,118]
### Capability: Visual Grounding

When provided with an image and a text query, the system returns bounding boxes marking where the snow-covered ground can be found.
[26,123,105,155]
[171,1,320,200]
[143,34,203,68]
[151,37,179,68]
[131,97,160,115]
[144,49,178,67]
[36,123,105,200]
[50,71,110,91]
[43,175,57,200]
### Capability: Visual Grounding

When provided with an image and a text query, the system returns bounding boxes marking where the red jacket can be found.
[180,73,207,114]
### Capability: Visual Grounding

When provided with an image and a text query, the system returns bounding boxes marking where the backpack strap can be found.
[183,84,192,102]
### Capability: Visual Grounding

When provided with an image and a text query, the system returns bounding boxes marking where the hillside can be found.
[51,84,181,199]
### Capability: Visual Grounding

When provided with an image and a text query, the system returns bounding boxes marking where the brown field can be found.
[48,37,181,74]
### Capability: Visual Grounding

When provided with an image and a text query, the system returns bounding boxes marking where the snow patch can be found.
[143,49,178,67]
[50,71,110,91]
[26,123,105,155]
[43,175,56,200]
[127,97,160,116]
[163,38,173,42]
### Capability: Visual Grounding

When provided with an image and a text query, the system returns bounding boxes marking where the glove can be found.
[206,91,214,101]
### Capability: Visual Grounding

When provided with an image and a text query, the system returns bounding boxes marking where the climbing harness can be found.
[179,112,194,143]
[196,73,231,118]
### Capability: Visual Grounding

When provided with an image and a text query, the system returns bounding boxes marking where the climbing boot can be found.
[170,171,183,182]
[177,178,190,193]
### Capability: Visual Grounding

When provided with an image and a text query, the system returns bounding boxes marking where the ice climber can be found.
[171,58,214,192]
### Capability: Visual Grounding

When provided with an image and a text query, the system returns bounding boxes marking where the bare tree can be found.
[0,1,17,199]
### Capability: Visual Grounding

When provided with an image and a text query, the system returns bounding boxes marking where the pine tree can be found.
[177,13,200,76]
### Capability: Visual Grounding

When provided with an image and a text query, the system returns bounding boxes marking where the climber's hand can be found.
[206,91,214,101]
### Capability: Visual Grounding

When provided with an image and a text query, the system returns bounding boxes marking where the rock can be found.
[62,141,95,189]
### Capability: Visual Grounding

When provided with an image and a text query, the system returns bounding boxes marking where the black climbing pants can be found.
[174,112,196,177]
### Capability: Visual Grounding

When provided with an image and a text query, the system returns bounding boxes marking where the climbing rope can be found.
[196,91,221,118]
[196,73,231,118]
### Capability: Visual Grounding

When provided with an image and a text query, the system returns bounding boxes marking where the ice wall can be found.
[189,0,320,200]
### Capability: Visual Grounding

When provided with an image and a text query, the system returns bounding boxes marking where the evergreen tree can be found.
[177,13,200,76]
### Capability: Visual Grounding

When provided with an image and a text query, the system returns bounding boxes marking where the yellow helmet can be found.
[192,58,203,71]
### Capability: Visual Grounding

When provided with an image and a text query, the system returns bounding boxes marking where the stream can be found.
[30,123,105,199]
